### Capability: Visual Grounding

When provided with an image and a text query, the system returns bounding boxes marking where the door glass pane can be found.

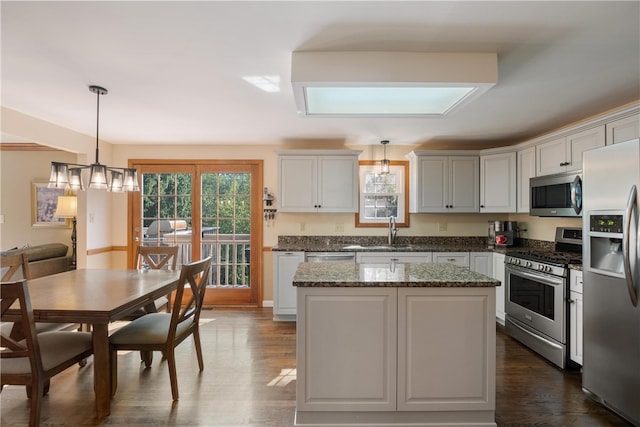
[141,172,192,269]
[201,172,251,289]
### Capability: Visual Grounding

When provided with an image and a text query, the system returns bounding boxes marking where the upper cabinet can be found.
[606,114,640,145]
[517,146,536,213]
[277,150,362,213]
[408,152,479,213]
[479,152,516,213]
[536,125,605,175]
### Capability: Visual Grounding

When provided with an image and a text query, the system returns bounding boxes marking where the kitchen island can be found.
[293,262,499,427]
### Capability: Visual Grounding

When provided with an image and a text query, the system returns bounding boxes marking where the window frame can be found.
[355,160,410,228]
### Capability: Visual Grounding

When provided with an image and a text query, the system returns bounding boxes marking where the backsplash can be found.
[277,235,554,250]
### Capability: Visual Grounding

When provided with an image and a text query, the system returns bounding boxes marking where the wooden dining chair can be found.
[1,252,76,339]
[1,280,94,427]
[121,245,180,322]
[110,256,212,401]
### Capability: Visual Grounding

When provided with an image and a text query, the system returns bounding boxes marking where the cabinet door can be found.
[492,253,506,324]
[449,156,479,212]
[569,290,583,365]
[296,287,397,411]
[470,252,493,277]
[517,147,536,213]
[397,287,495,411]
[278,157,317,212]
[566,126,605,171]
[273,251,305,318]
[480,152,516,213]
[606,114,640,145]
[536,137,567,176]
[416,157,448,212]
[569,269,583,365]
[432,252,470,268]
[317,156,359,212]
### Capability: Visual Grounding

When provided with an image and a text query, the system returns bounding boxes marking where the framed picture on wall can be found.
[31,182,69,228]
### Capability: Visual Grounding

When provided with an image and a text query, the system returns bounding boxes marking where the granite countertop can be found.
[292,261,500,288]
[273,242,496,253]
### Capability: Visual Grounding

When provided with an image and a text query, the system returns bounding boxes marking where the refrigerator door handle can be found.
[570,174,582,215]
[623,184,638,307]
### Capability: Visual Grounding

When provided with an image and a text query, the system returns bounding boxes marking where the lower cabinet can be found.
[432,252,470,268]
[272,251,304,320]
[569,269,584,365]
[470,252,493,277]
[492,253,506,324]
[296,286,496,424]
[356,252,432,264]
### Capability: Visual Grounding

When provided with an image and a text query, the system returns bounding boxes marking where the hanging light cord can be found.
[94,87,101,165]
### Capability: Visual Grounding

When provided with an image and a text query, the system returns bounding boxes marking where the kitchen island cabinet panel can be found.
[397,288,495,412]
[296,288,397,412]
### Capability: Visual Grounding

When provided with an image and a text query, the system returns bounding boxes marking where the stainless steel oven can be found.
[504,227,582,369]
[505,261,567,368]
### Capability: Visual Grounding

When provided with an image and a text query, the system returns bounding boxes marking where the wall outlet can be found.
[335,223,344,232]
[438,222,447,232]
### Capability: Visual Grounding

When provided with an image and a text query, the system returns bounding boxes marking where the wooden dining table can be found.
[10,268,181,418]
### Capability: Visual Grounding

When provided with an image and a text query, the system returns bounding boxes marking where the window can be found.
[356,160,409,227]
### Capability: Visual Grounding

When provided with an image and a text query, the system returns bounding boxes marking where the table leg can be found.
[92,323,111,418]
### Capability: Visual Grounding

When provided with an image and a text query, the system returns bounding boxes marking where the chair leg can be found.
[29,380,45,427]
[193,328,204,371]
[141,350,153,368]
[111,349,118,397]
[166,349,179,401]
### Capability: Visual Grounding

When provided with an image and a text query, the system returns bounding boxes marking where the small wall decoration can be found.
[31,182,68,228]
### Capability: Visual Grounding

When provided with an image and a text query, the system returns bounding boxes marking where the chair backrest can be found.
[168,257,212,340]
[136,245,179,271]
[1,280,43,378]
[1,252,31,281]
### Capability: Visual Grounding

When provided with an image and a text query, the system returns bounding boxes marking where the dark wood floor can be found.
[0,308,632,426]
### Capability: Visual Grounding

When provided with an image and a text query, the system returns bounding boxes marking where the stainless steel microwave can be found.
[530,171,582,217]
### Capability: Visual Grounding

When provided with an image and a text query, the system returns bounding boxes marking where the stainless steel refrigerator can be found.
[582,138,640,426]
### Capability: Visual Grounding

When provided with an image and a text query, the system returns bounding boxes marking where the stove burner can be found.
[505,250,582,266]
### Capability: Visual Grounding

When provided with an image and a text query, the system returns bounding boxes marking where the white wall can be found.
[0,149,77,250]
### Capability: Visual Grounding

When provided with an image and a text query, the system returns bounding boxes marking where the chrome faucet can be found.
[388,216,398,245]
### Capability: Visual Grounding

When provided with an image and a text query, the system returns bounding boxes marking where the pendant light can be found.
[48,85,139,192]
[380,140,390,175]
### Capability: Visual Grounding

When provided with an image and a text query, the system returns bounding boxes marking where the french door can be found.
[128,160,263,306]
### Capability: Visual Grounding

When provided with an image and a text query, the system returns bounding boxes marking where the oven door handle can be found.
[623,184,638,307]
[507,317,564,350]
[506,265,564,287]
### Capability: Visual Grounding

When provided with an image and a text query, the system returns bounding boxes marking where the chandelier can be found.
[48,85,139,192]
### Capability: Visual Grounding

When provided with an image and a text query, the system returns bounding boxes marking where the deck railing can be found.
[143,233,250,288]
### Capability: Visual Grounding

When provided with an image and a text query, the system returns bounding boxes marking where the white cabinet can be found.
[397,288,495,412]
[606,114,640,145]
[569,269,584,366]
[517,146,536,213]
[480,152,516,213]
[492,253,506,324]
[356,252,432,264]
[277,150,361,213]
[272,251,304,320]
[536,126,605,175]
[408,152,479,213]
[470,252,493,277]
[297,286,496,421]
[432,252,469,268]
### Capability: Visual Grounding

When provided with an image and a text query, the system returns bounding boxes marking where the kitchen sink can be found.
[342,244,414,251]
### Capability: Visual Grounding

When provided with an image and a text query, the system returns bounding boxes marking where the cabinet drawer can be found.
[432,252,470,268]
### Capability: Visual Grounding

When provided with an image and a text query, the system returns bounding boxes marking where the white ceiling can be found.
[1,1,639,149]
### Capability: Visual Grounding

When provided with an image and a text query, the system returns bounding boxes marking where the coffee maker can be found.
[488,221,517,248]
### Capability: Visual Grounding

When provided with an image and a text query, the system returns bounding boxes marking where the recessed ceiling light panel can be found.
[291,51,497,117]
